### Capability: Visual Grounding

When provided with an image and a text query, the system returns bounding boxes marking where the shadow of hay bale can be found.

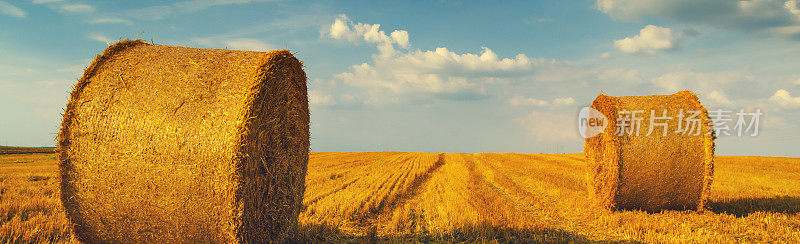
[27,175,50,182]
[289,223,597,243]
[708,196,800,217]
[0,146,56,155]
[4,161,31,165]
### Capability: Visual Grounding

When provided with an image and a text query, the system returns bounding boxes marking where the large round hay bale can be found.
[57,40,309,242]
[584,91,714,212]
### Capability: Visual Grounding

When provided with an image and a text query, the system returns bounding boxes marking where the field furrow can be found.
[299,152,443,232]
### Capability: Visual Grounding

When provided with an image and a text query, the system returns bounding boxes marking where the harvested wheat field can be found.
[2,151,799,243]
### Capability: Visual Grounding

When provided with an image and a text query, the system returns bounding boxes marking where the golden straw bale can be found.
[584,91,714,212]
[57,40,309,242]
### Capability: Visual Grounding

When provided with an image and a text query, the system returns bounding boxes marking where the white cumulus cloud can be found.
[770,89,800,108]
[328,14,410,58]
[614,25,681,55]
[328,15,538,103]
[390,30,409,48]
[334,46,533,100]
[707,90,734,105]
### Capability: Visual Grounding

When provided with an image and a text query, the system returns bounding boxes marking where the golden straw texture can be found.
[584,91,715,212]
[57,40,309,242]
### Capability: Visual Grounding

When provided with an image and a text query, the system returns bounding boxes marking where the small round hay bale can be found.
[584,91,714,212]
[57,40,309,242]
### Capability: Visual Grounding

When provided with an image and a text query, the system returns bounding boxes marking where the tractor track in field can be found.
[461,153,535,227]
[303,177,360,207]
[304,152,411,208]
[357,153,447,230]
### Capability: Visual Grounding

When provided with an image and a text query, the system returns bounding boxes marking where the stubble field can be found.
[2,151,799,242]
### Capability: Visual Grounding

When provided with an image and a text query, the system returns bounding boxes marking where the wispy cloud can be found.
[193,37,275,51]
[88,17,133,25]
[0,1,26,18]
[597,0,800,40]
[515,111,580,142]
[309,91,334,105]
[183,12,328,55]
[510,96,549,107]
[87,33,113,44]
[33,0,94,14]
[123,0,278,21]
[60,3,93,13]
[32,0,63,3]
[510,95,574,107]
[523,17,555,24]
[651,70,749,94]
[200,12,332,45]
[56,60,91,75]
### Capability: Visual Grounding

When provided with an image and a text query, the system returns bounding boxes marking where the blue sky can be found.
[1,0,799,156]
